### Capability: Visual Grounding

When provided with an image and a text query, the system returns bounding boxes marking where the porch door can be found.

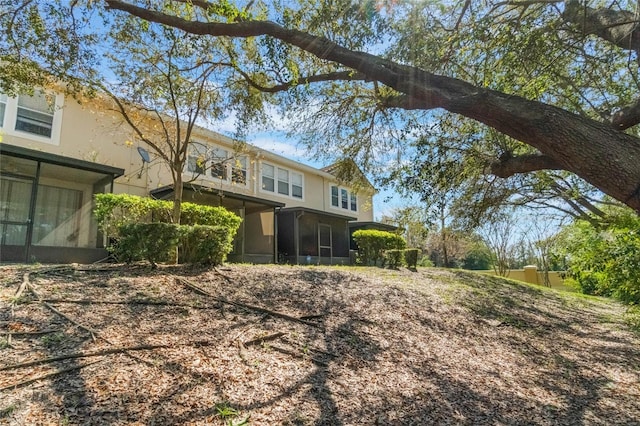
[318,223,332,264]
[0,175,35,261]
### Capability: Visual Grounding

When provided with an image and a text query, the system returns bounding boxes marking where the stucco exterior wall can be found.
[2,90,376,219]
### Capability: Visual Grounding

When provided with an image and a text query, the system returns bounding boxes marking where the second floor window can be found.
[292,172,303,198]
[210,147,228,180]
[232,156,247,184]
[331,185,358,212]
[262,164,275,192]
[187,143,247,186]
[278,168,289,196]
[187,143,208,175]
[262,163,303,199]
[0,90,63,144]
[15,91,55,138]
[0,94,6,127]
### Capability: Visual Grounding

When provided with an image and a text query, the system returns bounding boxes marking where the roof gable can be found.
[321,158,375,192]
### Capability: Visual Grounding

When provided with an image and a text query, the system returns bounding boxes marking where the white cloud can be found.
[248,135,306,160]
[263,105,292,132]
[206,111,239,134]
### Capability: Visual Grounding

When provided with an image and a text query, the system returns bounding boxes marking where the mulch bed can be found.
[1,264,639,425]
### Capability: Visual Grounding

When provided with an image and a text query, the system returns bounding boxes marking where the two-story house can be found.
[0,88,380,264]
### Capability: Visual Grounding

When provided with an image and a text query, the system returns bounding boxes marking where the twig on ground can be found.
[42,298,215,309]
[268,344,329,367]
[0,343,173,371]
[0,360,105,392]
[7,329,64,337]
[13,273,29,302]
[0,340,222,372]
[298,314,325,320]
[43,301,98,340]
[174,276,320,328]
[242,332,286,347]
[27,282,100,341]
[5,272,32,349]
[280,336,338,358]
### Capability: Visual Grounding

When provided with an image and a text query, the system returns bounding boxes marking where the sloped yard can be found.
[1,264,639,425]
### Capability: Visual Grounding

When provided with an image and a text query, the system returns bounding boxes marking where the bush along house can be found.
[0,87,385,264]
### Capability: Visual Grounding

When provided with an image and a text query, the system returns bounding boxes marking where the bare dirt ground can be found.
[1,263,639,425]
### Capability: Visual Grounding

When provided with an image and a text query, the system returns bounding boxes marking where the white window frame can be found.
[186,143,249,187]
[210,147,229,180]
[260,162,304,200]
[187,142,208,175]
[0,94,7,128]
[0,90,64,146]
[231,156,248,185]
[330,184,358,212]
[261,163,275,192]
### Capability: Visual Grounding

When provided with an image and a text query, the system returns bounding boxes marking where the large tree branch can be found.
[235,69,368,93]
[103,0,640,213]
[610,98,640,130]
[490,153,563,177]
[562,0,640,51]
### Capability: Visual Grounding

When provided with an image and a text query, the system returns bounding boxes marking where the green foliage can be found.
[404,248,420,269]
[462,243,493,270]
[94,193,171,237]
[417,256,434,267]
[179,225,235,265]
[95,193,240,235]
[115,223,180,266]
[96,194,241,266]
[557,208,640,304]
[4,0,640,221]
[624,306,640,333]
[180,203,242,229]
[353,229,406,266]
[385,249,405,269]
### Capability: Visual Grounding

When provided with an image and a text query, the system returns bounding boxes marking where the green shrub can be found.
[115,223,180,266]
[418,256,434,267]
[95,194,242,266]
[95,193,171,237]
[404,248,420,268]
[95,194,241,237]
[557,208,640,304]
[385,249,405,269]
[180,203,242,229]
[353,229,406,266]
[180,225,235,265]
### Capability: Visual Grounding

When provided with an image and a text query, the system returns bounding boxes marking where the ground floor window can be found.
[0,175,31,245]
[31,184,83,247]
[1,150,121,259]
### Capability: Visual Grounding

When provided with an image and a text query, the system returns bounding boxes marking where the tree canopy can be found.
[2,0,640,215]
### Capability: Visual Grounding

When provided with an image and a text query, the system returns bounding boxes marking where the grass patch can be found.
[624,306,640,333]
[214,402,249,426]
[40,332,66,347]
[0,404,17,418]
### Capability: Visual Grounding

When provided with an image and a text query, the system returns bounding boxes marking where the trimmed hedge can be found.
[95,193,241,266]
[404,248,420,268]
[385,249,404,269]
[180,203,242,229]
[95,193,240,232]
[353,229,406,266]
[115,223,180,266]
[94,193,172,237]
[179,225,235,265]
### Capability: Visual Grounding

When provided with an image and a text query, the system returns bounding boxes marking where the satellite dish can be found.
[137,146,151,163]
[136,147,151,179]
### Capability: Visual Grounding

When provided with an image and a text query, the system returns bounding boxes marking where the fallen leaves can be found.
[0,264,639,425]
